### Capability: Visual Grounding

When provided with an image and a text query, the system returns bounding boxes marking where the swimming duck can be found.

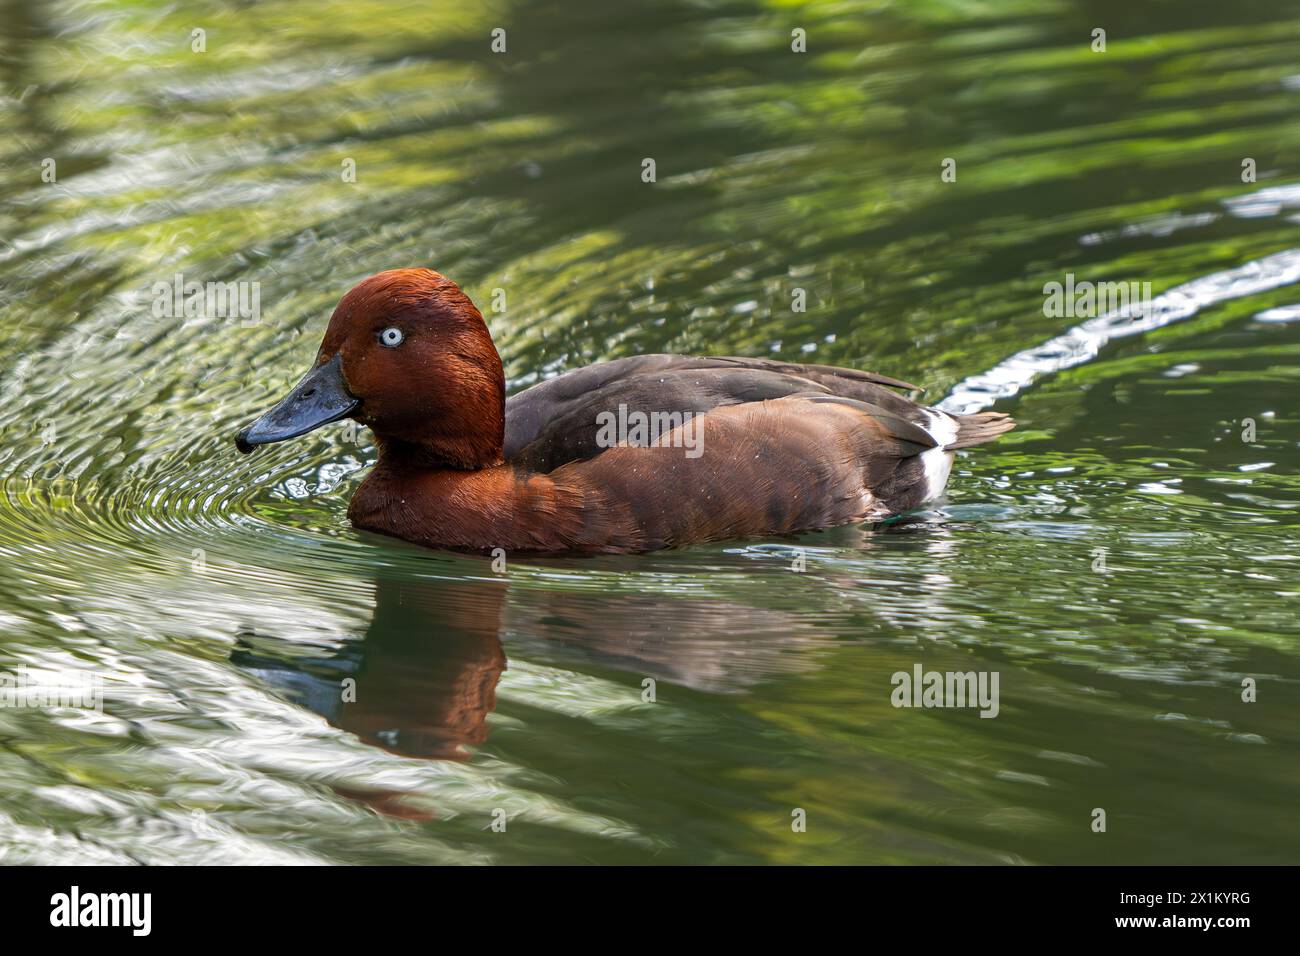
[235,269,1014,553]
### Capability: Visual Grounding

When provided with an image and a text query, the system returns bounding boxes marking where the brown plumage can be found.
[235,269,1015,554]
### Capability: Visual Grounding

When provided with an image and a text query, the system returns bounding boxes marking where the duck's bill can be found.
[235,354,359,454]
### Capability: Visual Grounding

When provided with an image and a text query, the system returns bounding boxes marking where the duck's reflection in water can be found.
[232,516,964,772]
[232,566,835,761]
[233,576,508,761]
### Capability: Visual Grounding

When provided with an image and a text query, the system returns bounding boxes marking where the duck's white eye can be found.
[379,327,404,348]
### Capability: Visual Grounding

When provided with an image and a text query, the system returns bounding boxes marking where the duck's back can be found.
[508,355,922,469]
[501,354,1013,543]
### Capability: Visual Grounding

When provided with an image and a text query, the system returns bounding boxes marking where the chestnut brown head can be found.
[235,269,505,469]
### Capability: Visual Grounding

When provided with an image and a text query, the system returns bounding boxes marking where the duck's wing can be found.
[545,392,947,551]
[504,354,932,473]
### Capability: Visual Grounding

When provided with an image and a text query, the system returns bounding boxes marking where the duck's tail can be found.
[943,411,1016,451]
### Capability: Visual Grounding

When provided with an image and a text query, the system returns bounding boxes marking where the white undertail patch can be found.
[919,409,959,503]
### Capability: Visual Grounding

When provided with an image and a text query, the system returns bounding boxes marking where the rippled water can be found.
[1,0,1297,864]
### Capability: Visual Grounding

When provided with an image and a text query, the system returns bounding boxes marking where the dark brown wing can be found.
[549,392,939,551]
[504,354,929,473]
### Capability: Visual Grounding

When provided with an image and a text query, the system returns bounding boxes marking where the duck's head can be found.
[235,268,505,469]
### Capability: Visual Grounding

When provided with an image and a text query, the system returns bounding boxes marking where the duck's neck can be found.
[373,433,503,473]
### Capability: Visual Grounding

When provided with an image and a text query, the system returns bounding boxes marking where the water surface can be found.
[0,0,1297,864]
